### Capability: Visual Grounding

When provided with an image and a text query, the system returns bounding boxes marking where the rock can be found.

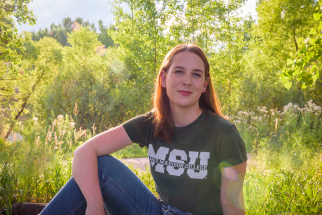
[0,202,109,215]
[0,202,47,215]
[6,132,23,142]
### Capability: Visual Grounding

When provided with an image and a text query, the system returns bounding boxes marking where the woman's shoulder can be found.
[205,110,235,132]
[122,111,154,126]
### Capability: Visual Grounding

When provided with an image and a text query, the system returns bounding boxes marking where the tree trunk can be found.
[4,70,45,139]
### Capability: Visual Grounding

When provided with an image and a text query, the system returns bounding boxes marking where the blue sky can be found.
[16,0,258,33]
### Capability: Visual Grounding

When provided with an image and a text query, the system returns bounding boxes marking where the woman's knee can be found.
[97,155,125,173]
[97,154,113,169]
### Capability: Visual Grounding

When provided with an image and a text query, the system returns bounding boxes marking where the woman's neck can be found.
[170,104,203,127]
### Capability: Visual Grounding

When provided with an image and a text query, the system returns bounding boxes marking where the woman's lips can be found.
[178,90,192,96]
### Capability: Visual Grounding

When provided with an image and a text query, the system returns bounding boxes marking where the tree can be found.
[282,0,322,90]
[0,0,36,65]
[97,20,114,48]
[31,17,110,47]
[241,0,319,110]
[211,15,253,114]
[109,0,171,117]
[3,34,63,139]
[34,26,120,132]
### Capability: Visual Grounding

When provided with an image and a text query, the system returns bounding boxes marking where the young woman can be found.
[40,44,247,215]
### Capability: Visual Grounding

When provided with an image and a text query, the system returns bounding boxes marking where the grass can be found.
[1,101,322,214]
[112,143,148,158]
[244,160,322,214]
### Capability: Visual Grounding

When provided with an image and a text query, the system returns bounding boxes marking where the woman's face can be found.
[161,51,209,111]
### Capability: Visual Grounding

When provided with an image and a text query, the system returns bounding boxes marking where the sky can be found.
[16,0,258,33]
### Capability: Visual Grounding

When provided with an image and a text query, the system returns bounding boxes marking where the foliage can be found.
[239,0,320,112]
[31,17,114,48]
[244,161,322,214]
[232,100,322,170]
[0,114,90,209]
[282,0,322,89]
[0,0,36,64]
[34,26,116,132]
[0,114,153,212]
[1,112,322,214]
[112,143,148,158]
[211,15,253,114]
[0,0,36,138]
[1,33,63,139]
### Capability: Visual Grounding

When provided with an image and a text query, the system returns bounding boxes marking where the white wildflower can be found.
[314,106,322,112]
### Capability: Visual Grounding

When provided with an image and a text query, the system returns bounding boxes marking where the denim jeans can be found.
[40,155,210,215]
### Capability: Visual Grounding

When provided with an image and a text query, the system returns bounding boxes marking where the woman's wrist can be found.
[86,196,104,206]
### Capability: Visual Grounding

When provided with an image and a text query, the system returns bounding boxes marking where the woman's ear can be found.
[202,77,209,93]
[204,77,209,88]
[160,70,166,88]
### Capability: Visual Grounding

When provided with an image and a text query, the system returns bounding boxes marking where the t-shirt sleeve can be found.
[121,113,152,148]
[218,125,247,167]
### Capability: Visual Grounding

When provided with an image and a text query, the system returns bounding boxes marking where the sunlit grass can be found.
[1,101,322,214]
[112,143,148,158]
[244,158,322,214]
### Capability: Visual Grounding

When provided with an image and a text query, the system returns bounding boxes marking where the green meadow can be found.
[1,101,322,214]
[2,0,322,214]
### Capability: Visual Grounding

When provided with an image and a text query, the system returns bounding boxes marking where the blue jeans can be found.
[40,155,209,215]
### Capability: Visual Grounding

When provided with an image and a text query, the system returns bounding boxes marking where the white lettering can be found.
[187,151,210,179]
[166,149,187,176]
[148,144,169,173]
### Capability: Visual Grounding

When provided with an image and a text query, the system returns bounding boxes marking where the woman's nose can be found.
[182,75,192,86]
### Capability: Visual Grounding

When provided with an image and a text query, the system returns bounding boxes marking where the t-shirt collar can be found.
[173,111,206,132]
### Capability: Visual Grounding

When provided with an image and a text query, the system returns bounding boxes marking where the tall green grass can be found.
[232,100,322,171]
[1,101,322,214]
[244,160,322,214]
[0,114,149,214]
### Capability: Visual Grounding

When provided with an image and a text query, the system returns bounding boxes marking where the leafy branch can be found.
[281,0,322,89]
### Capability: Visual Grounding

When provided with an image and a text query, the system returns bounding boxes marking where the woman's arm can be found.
[220,161,247,215]
[72,125,133,214]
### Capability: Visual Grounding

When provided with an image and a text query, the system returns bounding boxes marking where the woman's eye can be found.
[193,73,201,77]
[174,70,183,74]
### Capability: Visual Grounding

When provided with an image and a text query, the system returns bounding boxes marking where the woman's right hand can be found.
[72,125,133,215]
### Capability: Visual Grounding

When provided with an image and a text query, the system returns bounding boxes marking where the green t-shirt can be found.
[122,111,247,215]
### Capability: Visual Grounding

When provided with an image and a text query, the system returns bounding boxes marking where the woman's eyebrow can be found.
[173,66,203,73]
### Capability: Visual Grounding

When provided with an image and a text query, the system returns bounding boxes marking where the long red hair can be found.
[152,44,225,143]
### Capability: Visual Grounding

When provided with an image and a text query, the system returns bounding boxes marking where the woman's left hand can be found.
[220,161,247,215]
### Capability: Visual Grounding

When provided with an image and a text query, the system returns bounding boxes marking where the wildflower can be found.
[69,122,76,128]
[33,117,38,122]
[251,116,258,120]
[314,106,322,112]
[307,100,313,108]
[46,128,52,142]
[54,132,58,145]
[73,103,79,115]
[234,120,241,125]
[57,115,64,120]
[35,136,40,146]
